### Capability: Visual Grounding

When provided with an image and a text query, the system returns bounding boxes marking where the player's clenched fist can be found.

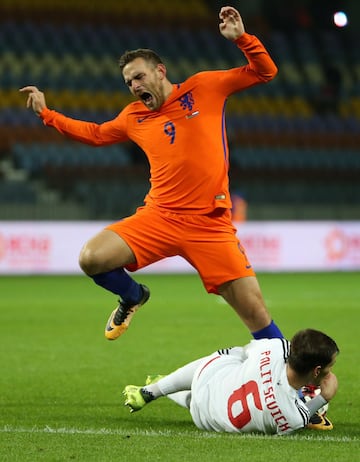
[19,86,47,116]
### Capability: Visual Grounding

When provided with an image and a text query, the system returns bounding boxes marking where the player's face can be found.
[123,58,166,111]
[313,353,337,386]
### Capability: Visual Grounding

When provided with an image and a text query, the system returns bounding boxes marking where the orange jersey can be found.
[41,33,277,214]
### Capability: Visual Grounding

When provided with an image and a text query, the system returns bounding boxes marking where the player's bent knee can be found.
[78,246,102,275]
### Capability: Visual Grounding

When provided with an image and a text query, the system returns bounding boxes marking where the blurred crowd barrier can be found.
[1,220,359,273]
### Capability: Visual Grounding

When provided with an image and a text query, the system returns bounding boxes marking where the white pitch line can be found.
[0,426,358,443]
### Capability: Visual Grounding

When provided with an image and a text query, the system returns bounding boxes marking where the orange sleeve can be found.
[40,107,129,146]
[197,33,278,97]
[234,32,278,83]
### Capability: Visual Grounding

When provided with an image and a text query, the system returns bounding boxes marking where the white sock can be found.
[143,357,206,399]
[157,357,205,395]
[167,390,192,409]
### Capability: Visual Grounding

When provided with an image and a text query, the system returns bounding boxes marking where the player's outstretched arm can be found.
[19,86,47,116]
[218,6,245,41]
[218,6,277,83]
[20,85,126,146]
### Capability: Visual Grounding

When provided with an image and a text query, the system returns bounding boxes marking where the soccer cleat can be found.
[307,412,333,430]
[105,284,150,340]
[145,374,165,386]
[123,385,152,413]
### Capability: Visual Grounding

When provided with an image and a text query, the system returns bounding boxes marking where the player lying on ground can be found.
[123,329,339,434]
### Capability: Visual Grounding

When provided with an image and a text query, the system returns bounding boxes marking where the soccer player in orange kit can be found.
[20,6,284,342]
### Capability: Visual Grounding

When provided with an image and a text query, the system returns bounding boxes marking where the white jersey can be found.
[190,338,310,435]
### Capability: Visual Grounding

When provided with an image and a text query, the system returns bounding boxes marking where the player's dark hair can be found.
[288,329,339,375]
[119,49,163,72]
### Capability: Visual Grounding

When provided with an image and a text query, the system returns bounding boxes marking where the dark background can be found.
[0,0,359,220]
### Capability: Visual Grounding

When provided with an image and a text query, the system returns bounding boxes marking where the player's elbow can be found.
[270,64,278,80]
[261,64,278,83]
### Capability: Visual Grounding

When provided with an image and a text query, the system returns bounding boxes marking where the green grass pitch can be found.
[0,272,359,461]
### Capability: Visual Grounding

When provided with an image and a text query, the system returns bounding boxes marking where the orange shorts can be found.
[106,205,255,294]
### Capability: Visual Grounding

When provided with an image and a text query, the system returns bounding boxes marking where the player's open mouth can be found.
[140,92,153,105]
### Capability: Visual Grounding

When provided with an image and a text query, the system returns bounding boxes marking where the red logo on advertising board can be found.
[325,228,360,262]
[0,233,51,265]
[241,234,281,265]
